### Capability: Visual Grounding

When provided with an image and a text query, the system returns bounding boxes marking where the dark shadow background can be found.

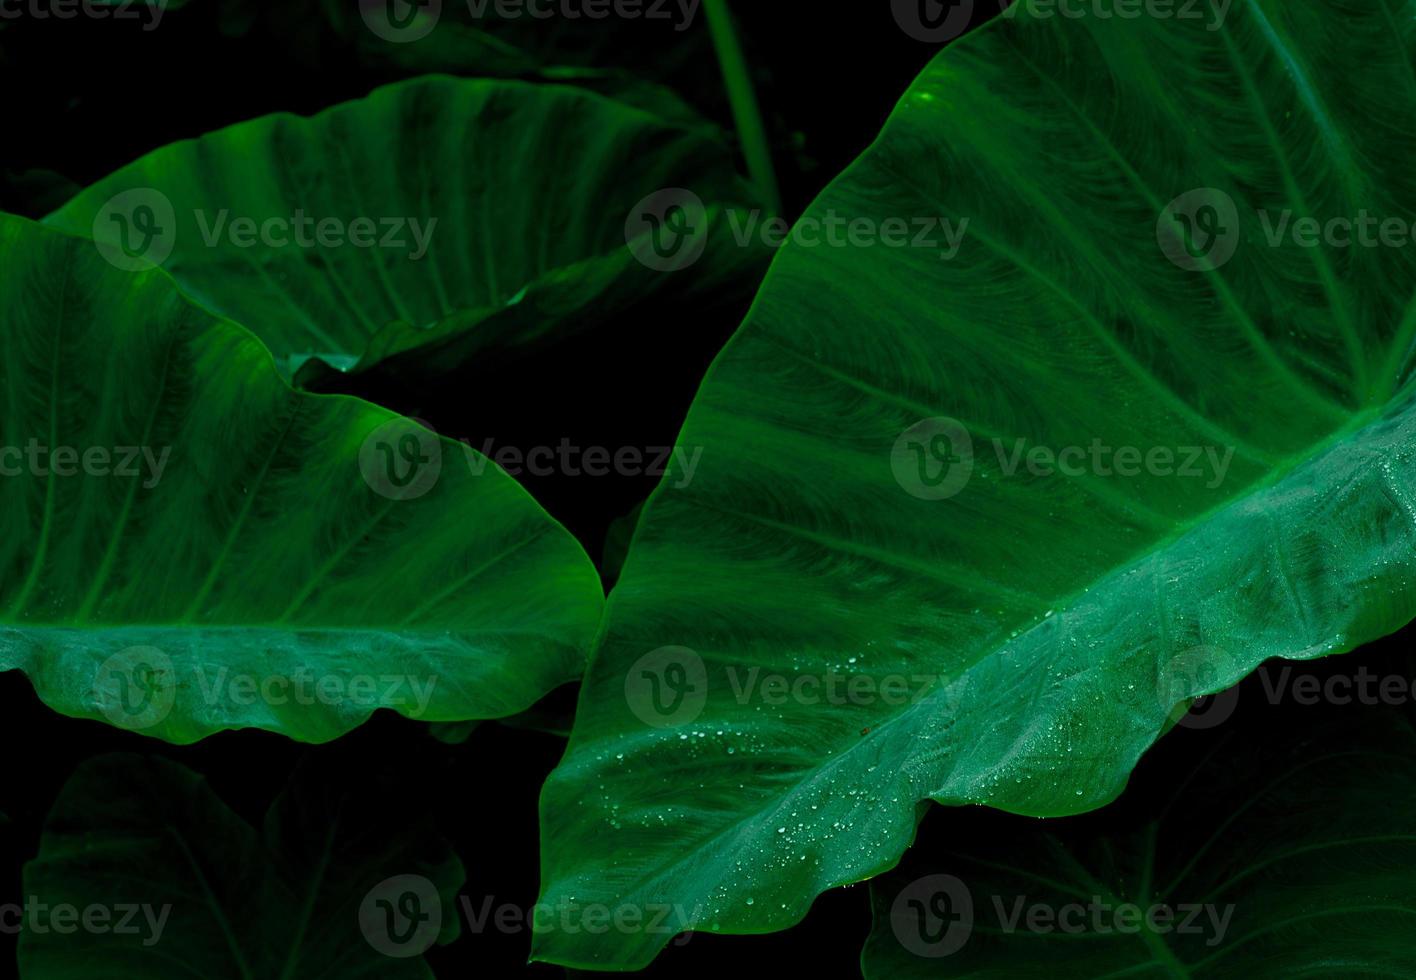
[7,2,1400,979]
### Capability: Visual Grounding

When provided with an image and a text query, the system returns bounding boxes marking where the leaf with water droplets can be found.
[536,1,1416,968]
[864,688,1416,976]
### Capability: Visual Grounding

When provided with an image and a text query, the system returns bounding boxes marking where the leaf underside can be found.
[534,0,1416,968]
[863,696,1416,977]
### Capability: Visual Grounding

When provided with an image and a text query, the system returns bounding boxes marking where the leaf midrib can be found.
[570,402,1388,926]
[167,826,258,980]
[848,405,1387,793]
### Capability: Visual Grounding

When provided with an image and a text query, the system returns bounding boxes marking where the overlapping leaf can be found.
[22,752,463,977]
[863,690,1416,976]
[0,215,603,743]
[534,0,1416,967]
[48,75,766,384]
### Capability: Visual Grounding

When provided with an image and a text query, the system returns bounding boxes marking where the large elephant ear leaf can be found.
[863,696,1416,977]
[0,214,603,743]
[534,0,1416,968]
[47,75,766,384]
[22,751,464,977]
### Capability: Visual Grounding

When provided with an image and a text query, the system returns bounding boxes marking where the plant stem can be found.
[703,0,782,215]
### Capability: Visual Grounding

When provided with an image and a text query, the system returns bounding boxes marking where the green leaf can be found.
[535,0,1416,967]
[862,691,1416,977]
[428,683,577,743]
[600,500,646,589]
[0,214,603,743]
[21,751,463,977]
[47,75,766,384]
[427,719,481,745]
